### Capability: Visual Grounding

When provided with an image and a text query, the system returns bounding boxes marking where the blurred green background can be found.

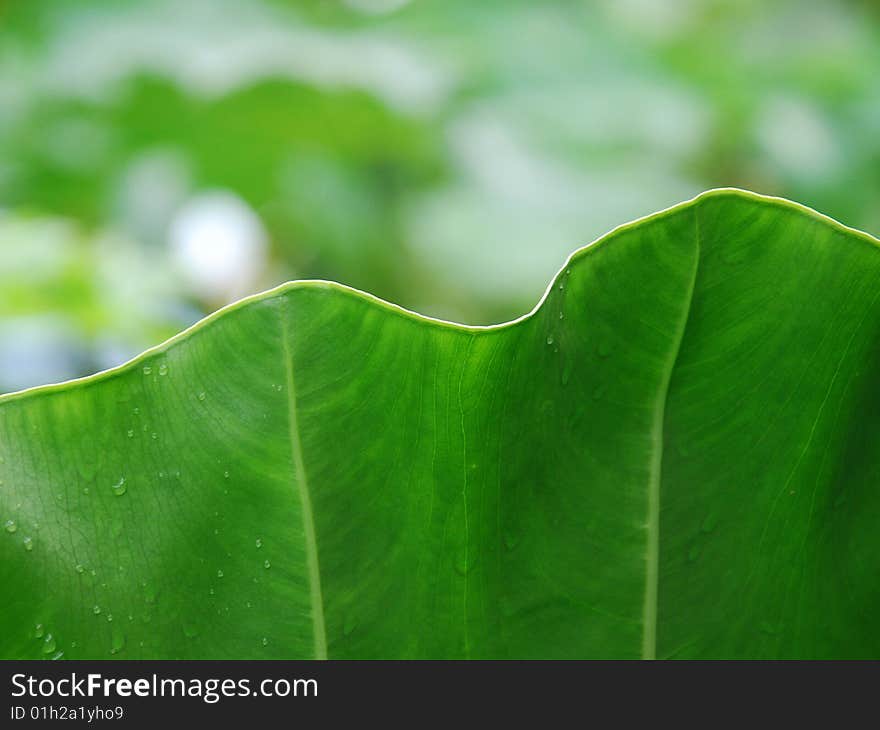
[1,0,878,393]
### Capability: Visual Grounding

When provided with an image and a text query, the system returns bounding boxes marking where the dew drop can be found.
[255,538,262,549]
[133,407,140,416]
[23,536,33,551]
[558,311,564,319]
[261,637,268,647]
[142,366,152,376]
[75,564,84,574]
[158,364,168,376]
[34,623,44,639]
[41,634,56,655]
[198,391,206,401]
[217,570,224,578]
[263,560,271,569]
[107,614,113,622]
[111,477,126,497]
[223,471,230,479]
[558,282,564,291]
[93,605,101,615]
[127,429,134,439]
[51,651,64,660]
[151,432,158,440]
[5,519,16,533]
[110,625,125,654]
[546,335,554,345]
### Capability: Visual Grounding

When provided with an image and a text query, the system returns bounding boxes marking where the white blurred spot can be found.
[602,0,695,40]
[755,96,840,180]
[169,191,268,304]
[117,148,191,245]
[40,0,451,115]
[344,0,412,14]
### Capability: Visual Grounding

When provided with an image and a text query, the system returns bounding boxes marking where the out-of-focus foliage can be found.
[1,0,878,391]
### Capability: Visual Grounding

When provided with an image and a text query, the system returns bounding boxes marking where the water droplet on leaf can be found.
[110,625,125,654]
[41,634,56,655]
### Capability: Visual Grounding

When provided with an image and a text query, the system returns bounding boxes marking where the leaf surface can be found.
[2,189,879,659]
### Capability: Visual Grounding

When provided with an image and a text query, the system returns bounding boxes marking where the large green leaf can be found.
[2,189,879,659]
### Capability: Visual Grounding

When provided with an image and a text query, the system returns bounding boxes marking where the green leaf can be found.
[2,189,879,659]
